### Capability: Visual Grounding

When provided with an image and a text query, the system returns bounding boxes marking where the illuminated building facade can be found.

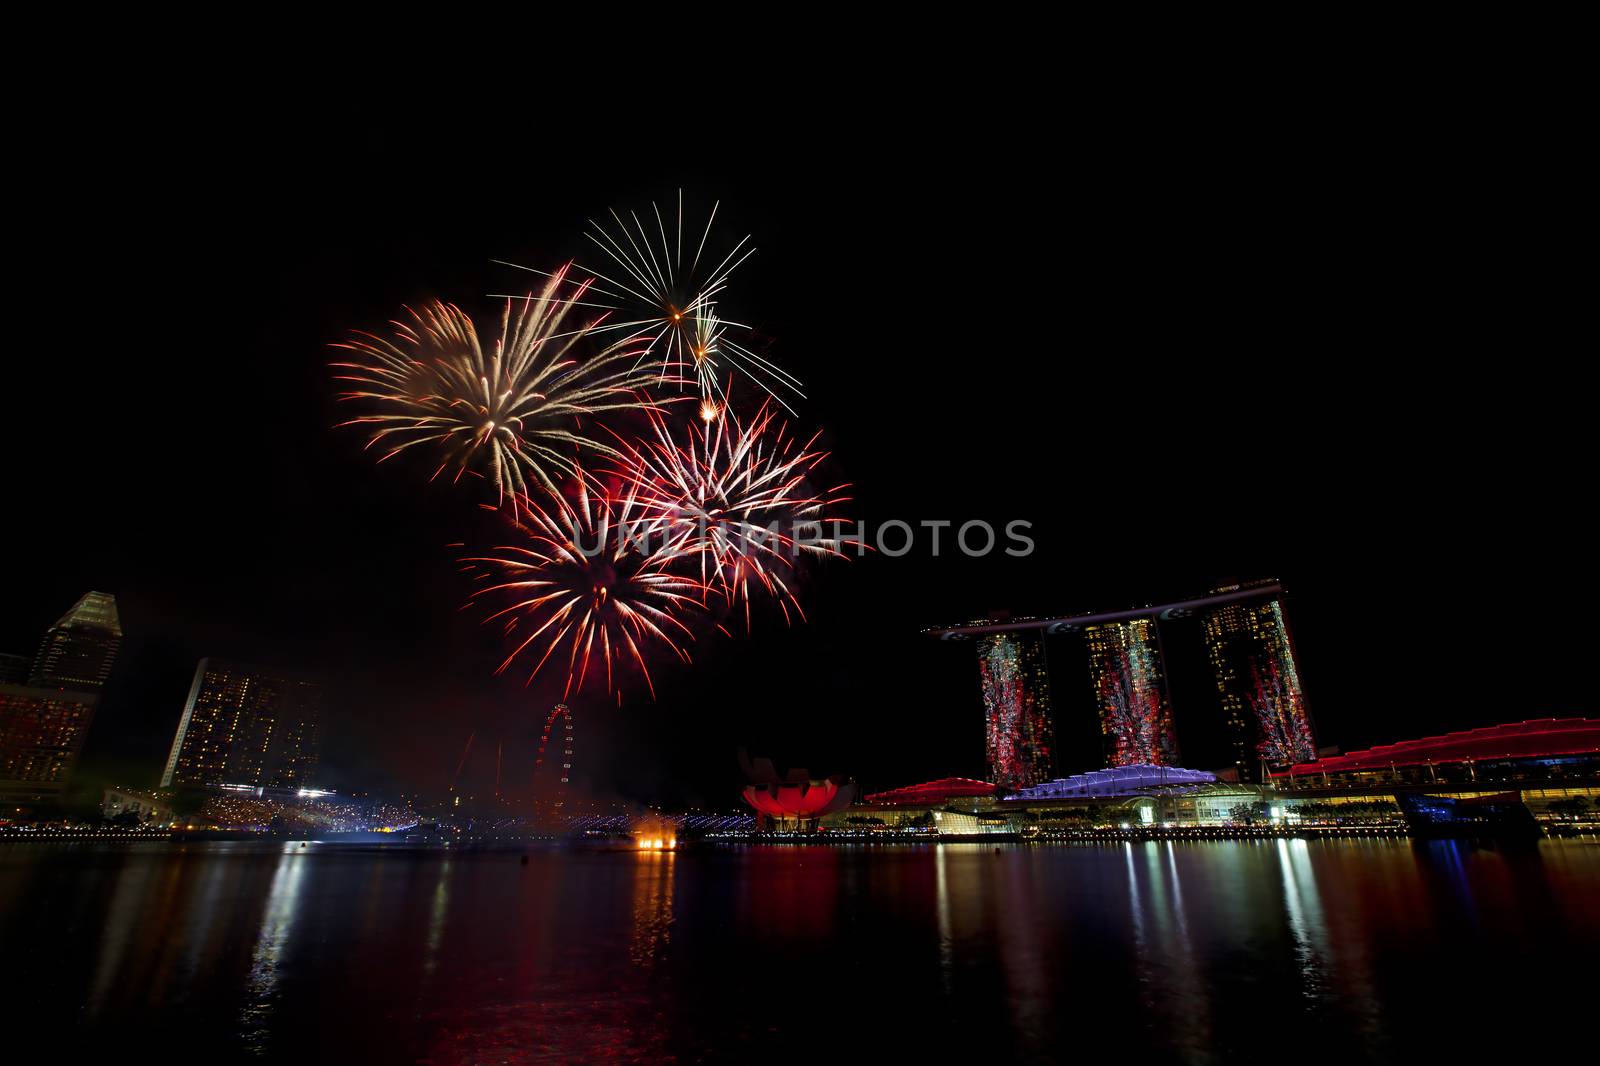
[863,777,997,805]
[0,685,99,793]
[1010,764,1216,800]
[741,777,855,829]
[739,756,856,831]
[932,582,1326,781]
[1203,591,1316,780]
[28,591,122,691]
[977,632,1055,790]
[161,658,322,789]
[1271,717,1600,787]
[1085,619,1179,766]
[0,591,122,796]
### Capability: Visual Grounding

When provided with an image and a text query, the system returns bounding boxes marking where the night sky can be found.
[9,96,1590,808]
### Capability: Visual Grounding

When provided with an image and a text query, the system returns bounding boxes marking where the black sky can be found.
[8,84,1591,807]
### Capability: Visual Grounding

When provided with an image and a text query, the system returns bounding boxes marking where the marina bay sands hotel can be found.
[926,580,1317,788]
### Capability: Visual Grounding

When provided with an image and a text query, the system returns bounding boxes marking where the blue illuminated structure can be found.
[1007,764,1216,800]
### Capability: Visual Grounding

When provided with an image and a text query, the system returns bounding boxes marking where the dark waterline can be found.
[3,839,1596,1062]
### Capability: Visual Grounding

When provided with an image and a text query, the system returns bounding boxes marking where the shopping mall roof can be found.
[862,778,998,806]
[1272,717,1600,778]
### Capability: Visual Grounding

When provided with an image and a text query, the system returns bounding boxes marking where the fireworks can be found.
[499,191,804,413]
[333,194,850,707]
[331,268,664,511]
[607,399,851,627]
[463,473,706,702]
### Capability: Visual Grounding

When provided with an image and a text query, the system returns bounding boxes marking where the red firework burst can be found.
[606,398,852,628]
[463,472,707,702]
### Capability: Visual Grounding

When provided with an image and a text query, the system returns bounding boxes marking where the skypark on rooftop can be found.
[923,582,1285,639]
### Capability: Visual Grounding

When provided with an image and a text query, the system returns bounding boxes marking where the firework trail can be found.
[606,397,852,628]
[331,267,668,512]
[463,471,706,702]
[494,191,804,413]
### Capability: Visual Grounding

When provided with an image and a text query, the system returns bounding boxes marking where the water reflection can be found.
[422,858,452,980]
[181,850,231,991]
[1276,838,1330,999]
[1124,843,1146,950]
[1147,842,1211,1051]
[240,844,308,1051]
[3,839,1597,1061]
[85,856,156,1017]
[934,845,954,996]
[1417,838,1481,926]
[993,849,1050,1057]
[630,850,675,968]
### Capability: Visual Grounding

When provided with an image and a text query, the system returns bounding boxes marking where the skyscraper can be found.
[0,687,99,794]
[1203,587,1316,781]
[1084,619,1180,767]
[28,591,122,691]
[977,632,1054,790]
[161,659,322,789]
[2,592,122,797]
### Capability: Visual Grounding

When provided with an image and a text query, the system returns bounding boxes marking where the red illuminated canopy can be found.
[863,777,998,806]
[1273,718,1600,777]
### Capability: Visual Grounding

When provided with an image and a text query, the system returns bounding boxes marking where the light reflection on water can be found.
[422,858,451,980]
[241,844,309,1050]
[84,855,155,1017]
[2,838,1597,1061]
[629,850,674,968]
[1277,838,1328,997]
[1149,841,1211,1054]
[934,845,954,997]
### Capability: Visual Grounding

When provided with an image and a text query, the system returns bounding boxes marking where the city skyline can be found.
[7,117,1595,810]
[0,573,1577,808]
[0,580,1321,802]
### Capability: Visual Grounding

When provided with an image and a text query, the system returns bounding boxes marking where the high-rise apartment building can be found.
[161,659,322,789]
